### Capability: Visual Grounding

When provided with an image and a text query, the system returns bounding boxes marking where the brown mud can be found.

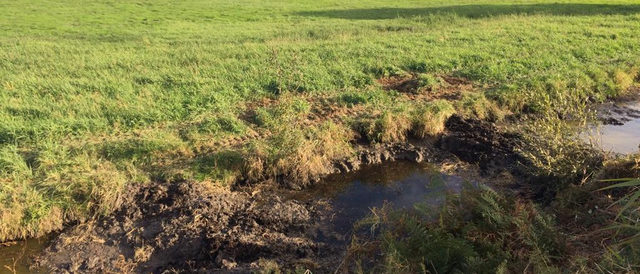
[438,115,525,172]
[35,181,329,273]
[378,74,478,101]
[597,89,640,126]
[24,116,538,273]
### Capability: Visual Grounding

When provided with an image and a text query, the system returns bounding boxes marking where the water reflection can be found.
[586,100,640,154]
[0,235,53,274]
[291,161,470,242]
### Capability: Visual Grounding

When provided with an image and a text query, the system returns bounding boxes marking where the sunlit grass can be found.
[1,0,640,241]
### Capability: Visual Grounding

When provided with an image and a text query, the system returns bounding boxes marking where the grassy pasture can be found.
[1,0,640,242]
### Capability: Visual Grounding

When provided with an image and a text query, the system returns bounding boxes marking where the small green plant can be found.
[594,176,640,271]
[254,98,311,129]
[337,89,390,108]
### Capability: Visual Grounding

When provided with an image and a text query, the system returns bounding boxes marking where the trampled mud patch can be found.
[378,74,474,100]
[35,181,325,273]
[438,115,525,171]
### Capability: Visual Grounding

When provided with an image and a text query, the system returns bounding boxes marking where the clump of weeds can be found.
[243,98,354,187]
[353,106,412,144]
[345,184,565,273]
[411,99,455,138]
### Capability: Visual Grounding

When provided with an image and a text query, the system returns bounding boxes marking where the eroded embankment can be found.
[27,115,537,273]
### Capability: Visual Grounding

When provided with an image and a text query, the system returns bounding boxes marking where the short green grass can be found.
[1,0,640,241]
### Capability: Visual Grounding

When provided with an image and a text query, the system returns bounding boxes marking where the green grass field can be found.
[1,0,640,243]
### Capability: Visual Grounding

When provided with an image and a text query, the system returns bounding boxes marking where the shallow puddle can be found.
[0,235,53,274]
[585,100,640,154]
[289,161,471,242]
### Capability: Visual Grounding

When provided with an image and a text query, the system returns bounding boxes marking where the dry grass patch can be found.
[244,121,353,186]
[0,144,130,242]
[456,92,506,121]
[411,100,456,138]
[353,108,412,144]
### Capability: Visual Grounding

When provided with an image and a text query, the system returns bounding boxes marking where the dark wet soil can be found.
[438,115,525,171]
[35,181,323,273]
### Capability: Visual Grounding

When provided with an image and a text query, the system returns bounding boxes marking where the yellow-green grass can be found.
[1,0,640,241]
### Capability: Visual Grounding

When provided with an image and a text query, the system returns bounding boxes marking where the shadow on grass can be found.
[296,4,640,20]
[191,149,244,181]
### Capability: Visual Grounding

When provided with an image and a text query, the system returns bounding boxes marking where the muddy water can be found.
[585,100,640,154]
[289,161,471,243]
[0,235,53,274]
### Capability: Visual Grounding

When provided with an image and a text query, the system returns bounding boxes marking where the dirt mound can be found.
[378,74,420,93]
[35,181,324,273]
[438,115,524,171]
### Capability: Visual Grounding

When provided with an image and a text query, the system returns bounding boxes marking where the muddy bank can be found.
[287,114,523,190]
[438,115,525,171]
[31,115,533,273]
[36,181,330,273]
[35,164,481,274]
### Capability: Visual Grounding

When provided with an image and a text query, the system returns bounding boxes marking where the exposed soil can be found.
[596,87,640,125]
[35,181,334,273]
[598,102,640,126]
[32,115,538,273]
[378,74,476,101]
[438,115,525,172]
[378,74,421,93]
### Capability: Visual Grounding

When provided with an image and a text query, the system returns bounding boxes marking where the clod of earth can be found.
[35,181,329,273]
[438,115,525,171]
